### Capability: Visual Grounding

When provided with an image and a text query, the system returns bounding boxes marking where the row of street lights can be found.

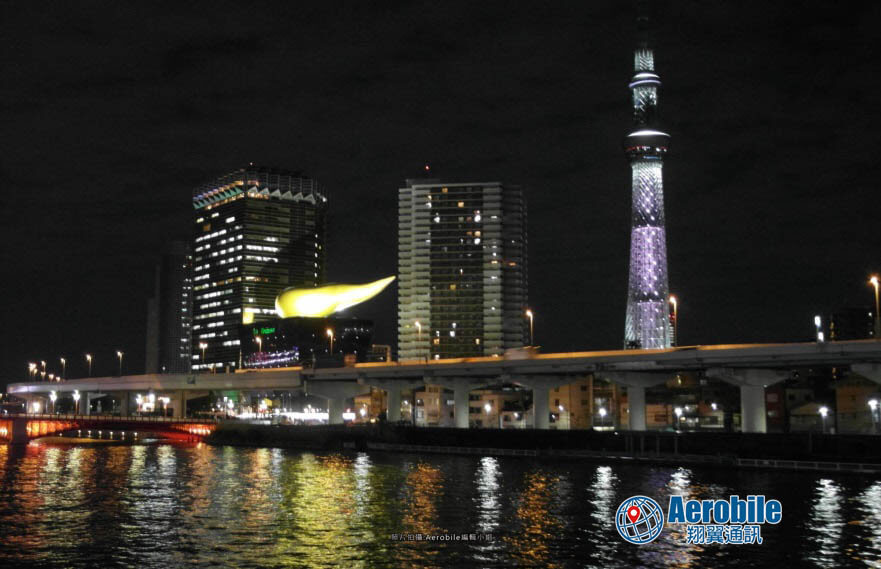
[27,351,124,380]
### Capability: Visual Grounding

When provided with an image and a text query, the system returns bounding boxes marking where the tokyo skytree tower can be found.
[623,3,672,349]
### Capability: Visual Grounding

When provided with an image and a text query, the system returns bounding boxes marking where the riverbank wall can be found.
[206,422,881,472]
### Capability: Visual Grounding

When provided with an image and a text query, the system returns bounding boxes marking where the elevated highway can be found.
[7,340,881,433]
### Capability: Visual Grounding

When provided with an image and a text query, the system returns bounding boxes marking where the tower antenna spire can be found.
[623,0,672,349]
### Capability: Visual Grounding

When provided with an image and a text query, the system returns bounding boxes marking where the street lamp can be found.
[73,390,81,415]
[85,354,92,377]
[60,357,66,379]
[814,315,824,343]
[28,362,36,381]
[48,374,55,382]
[525,309,534,346]
[674,406,683,429]
[255,336,263,353]
[871,276,880,338]
[483,401,493,428]
[49,391,57,414]
[819,406,829,433]
[326,328,334,354]
[669,296,678,346]
[117,351,124,376]
[868,399,879,434]
[599,406,607,428]
[415,321,422,359]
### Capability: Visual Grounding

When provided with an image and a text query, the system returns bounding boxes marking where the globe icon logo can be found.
[615,495,665,544]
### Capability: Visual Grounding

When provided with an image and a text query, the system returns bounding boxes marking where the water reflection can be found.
[475,456,500,534]
[808,478,845,569]
[402,462,443,536]
[589,466,618,565]
[0,443,879,568]
[506,471,562,568]
[856,482,881,565]
[639,466,702,569]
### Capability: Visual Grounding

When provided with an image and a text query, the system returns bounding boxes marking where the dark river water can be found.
[0,441,879,568]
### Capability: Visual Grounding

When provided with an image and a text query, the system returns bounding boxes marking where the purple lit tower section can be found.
[623,5,672,349]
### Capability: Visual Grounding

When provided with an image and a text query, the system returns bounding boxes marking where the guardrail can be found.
[736,458,881,473]
[2,413,219,424]
[366,443,881,473]
[368,442,539,457]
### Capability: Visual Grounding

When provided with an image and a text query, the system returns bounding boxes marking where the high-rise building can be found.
[398,178,528,360]
[145,241,193,374]
[623,4,673,349]
[191,166,327,371]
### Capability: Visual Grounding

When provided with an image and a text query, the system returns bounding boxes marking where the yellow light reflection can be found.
[505,471,562,568]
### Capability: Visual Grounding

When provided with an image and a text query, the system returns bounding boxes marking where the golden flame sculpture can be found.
[275,276,395,318]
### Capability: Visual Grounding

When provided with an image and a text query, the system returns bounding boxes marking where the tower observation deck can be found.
[623,2,672,349]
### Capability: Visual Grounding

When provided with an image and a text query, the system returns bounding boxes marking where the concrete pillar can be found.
[119,393,130,417]
[628,385,646,431]
[307,381,370,425]
[604,372,670,432]
[173,390,185,419]
[707,368,788,435]
[533,385,549,429]
[328,398,345,425]
[740,385,766,434]
[386,388,401,422]
[11,418,29,444]
[454,382,470,429]
[84,394,92,416]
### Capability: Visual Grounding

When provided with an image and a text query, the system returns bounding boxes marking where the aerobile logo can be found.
[615,495,782,545]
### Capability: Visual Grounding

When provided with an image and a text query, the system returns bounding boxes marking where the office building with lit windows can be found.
[191,166,327,371]
[398,179,528,360]
[145,240,193,374]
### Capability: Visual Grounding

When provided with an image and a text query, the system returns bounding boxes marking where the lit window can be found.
[457,201,464,208]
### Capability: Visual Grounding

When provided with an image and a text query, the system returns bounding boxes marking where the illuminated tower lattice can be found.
[623,6,672,349]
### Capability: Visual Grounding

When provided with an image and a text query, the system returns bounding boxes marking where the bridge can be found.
[7,340,881,434]
[0,413,217,444]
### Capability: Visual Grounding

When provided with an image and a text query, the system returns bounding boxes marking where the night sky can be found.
[2,1,880,383]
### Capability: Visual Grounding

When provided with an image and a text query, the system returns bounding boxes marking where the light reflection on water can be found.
[0,442,880,568]
[808,478,845,569]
